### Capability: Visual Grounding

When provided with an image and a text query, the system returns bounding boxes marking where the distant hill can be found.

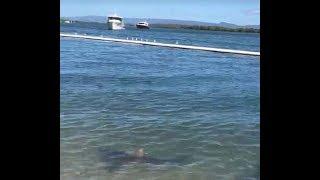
[62,16,259,29]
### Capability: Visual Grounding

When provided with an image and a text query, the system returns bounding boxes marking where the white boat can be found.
[136,21,149,29]
[107,14,125,30]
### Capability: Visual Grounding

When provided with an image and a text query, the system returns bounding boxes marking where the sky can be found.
[60,0,260,25]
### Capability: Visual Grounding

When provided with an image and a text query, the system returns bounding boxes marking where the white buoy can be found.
[154,40,156,42]
[126,37,128,40]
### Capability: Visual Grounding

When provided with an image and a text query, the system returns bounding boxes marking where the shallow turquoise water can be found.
[60,25,260,180]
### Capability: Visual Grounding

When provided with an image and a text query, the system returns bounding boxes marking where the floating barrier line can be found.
[60,33,260,56]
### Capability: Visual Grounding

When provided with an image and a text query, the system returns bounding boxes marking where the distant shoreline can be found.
[60,19,259,33]
[143,24,259,33]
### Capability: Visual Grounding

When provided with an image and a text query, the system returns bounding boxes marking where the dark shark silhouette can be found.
[98,148,191,172]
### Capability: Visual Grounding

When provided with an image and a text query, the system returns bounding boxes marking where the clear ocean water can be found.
[60,23,260,180]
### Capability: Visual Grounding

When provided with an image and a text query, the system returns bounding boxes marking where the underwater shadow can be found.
[97,148,192,173]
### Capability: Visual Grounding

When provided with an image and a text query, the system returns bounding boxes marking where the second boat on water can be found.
[136,21,150,29]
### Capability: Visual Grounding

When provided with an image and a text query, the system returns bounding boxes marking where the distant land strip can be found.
[60,19,259,33]
[146,24,259,33]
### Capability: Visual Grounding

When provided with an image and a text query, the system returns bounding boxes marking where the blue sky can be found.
[61,0,260,25]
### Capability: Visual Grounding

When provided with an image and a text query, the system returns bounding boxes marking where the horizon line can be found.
[61,15,260,26]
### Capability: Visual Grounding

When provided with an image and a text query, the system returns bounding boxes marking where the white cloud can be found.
[245,9,260,16]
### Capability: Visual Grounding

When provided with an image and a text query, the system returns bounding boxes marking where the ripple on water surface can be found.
[60,27,260,180]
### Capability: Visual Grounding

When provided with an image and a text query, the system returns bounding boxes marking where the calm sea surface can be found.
[60,24,260,180]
